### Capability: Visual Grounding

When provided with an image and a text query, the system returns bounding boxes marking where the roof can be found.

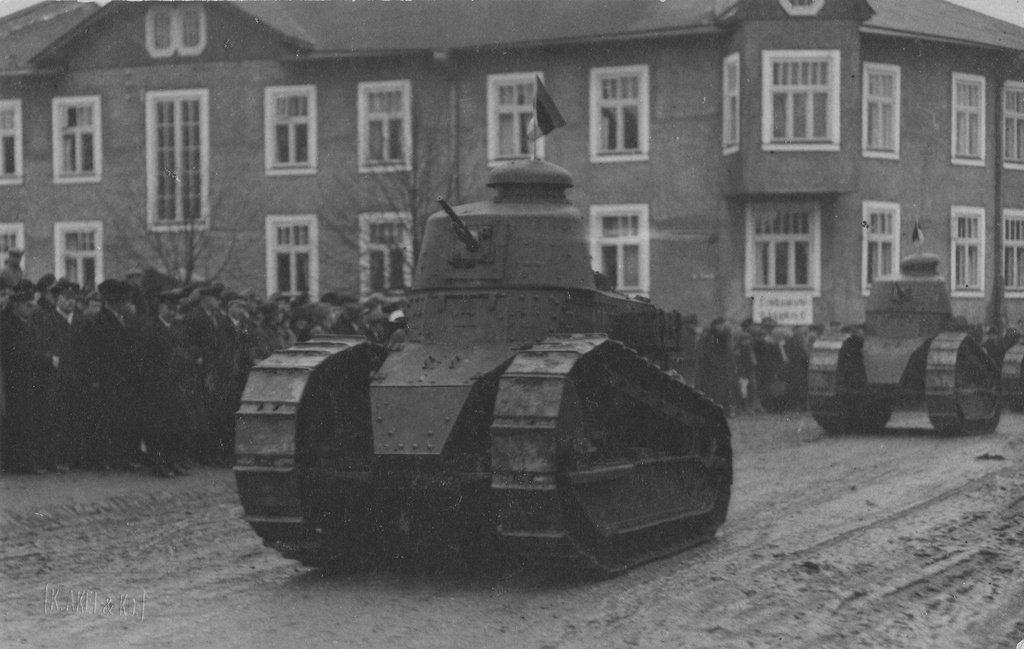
[0,0,97,74]
[3,0,1023,74]
[865,0,1024,51]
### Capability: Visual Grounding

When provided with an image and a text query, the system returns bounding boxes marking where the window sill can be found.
[862,149,899,161]
[762,142,840,152]
[745,286,822,298]
[1004,161,1024,171]
[950,289,985,298]
[488,156,535,168]
[589,152,649,164]
[1003,290,1024,299]
[147,220,210,233]
[951,157,985,167]
[53,175,102,185]
[723,144,739,156]
[265,166,317,177]
[359,162,412,174]
[0,177,24,186]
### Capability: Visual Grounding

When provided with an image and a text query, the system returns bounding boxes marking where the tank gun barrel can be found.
[437,197,479,252]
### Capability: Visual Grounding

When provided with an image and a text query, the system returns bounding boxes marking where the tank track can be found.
[808,334,891,434]
[1002,342,1024,412]
[490,334,732,575]
[233,336,382,567]
[925,332,1001,434]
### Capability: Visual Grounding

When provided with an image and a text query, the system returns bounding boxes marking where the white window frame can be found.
[862,63,900,160]
[358,212,413,296]
[358,80,412,173]
[761,50,841,152]
[264,85,317,176]
[145,89,210,232]
[145,5,207,58]
[265,215,319,299]
[54,221,103,289]
[0,222,25,272]
[951,73,986,166]
[588,204,651,297]
[1004,81,1024,171]
[723,53,741,155]
[589,65,650,163]
[778,0,825,16]
[1003,209,1024,296]
[861,201,901,296]
[950,206,985,297]
[745,202,822,297]
[52,95,102,184]
[0,99,23,186]
[487,72,545,166]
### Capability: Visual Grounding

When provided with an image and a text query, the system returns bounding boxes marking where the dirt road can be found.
[2,412,1023,649]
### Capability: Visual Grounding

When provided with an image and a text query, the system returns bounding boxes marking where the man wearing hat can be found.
[83,279,143,470]
[1,283,45,472]
[138,289,192,477]
[184,282,234,464]
[33,278,86,472]
[0,249,24,291]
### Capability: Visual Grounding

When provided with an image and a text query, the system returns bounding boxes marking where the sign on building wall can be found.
[752,291,813,325]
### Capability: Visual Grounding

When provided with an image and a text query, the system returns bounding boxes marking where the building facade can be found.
[1,0,1023,327]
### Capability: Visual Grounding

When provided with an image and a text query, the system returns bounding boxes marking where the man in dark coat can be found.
[138,289,192,477]
[696,317,735,415]
[1,284,46,473]
[184,283,235,464]
[83,279,143,470]
[0,250,24,290]
[33,279,87,472]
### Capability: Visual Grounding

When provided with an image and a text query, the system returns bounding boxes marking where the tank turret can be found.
[233,161,732,575]
[809,253,1000,436]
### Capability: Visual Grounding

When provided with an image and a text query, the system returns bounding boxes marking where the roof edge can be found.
[860,24,1020,52]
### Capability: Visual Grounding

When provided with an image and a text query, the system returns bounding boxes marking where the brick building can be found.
[1,0,1023,327]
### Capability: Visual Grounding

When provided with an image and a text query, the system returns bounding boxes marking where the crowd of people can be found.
[690,315,1021,417]
[0,250,407,477]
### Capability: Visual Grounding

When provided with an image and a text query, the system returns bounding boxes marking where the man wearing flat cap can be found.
[0,249,24,291]
[83,279,143,470]
[33,278,86,472]
[1,284,46,472]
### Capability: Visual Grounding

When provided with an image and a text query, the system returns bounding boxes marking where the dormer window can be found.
[779,0,825,16]
[146,5,207,58]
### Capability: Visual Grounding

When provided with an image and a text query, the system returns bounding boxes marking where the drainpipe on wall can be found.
[993,74,1004,334]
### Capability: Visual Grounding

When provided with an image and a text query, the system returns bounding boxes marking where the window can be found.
[54,221,102,290]
[951,73,985,165]
[950,207,984,296]
[265,215,318,298]
[861,202,900,295]
[146,89,209,230]
[0,222,25,266]
[52,96,102,183]
[589,205,650,295]
[723,53,740,154]
[264,86,317,175]
[1004,209,1024,294]
[145,5,206,58]
[1004,82,1024,169]
[359,212,412,295]
[778,0,825,16]
[746,202,821,295]
[0,100,23,185]
[487,72,544,164]
[862,63,900,159]
[762,50,840,151]
[358,80,412,172]
[590,65,650,162]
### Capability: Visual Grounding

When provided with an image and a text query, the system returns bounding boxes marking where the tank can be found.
[808,253,1001,435]
[233,160,732,575]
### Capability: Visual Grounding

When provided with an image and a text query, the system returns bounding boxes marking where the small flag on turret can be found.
[911,218,924,244]
[527,76,566,141]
